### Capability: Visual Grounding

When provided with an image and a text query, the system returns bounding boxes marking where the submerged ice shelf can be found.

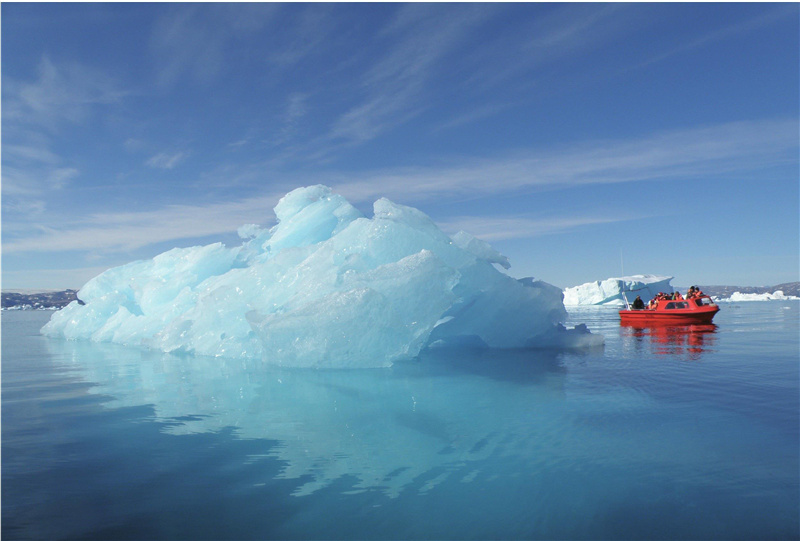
[43,185,602,367]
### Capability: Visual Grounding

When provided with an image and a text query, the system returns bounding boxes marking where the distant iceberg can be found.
[42,185,602,367]
[563,274,673,306]
[717,290,800,302]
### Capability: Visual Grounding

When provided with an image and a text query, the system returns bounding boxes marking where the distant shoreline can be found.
[2,290,79,310]
[3,283,798,311]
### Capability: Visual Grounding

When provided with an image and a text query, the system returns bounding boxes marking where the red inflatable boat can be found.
[619,295,720,324]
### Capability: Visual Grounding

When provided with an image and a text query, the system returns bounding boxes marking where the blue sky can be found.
[2,3,798,290]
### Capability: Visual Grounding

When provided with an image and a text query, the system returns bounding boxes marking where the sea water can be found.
[3,302,798,540]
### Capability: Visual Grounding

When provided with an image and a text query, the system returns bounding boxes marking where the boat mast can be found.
[620,249,631,310]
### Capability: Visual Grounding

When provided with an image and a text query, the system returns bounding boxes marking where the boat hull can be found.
[619,308,719,325]
[620,295,719,325]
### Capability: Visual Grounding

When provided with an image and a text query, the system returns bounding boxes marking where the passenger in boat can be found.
[632,295,645,310]
[687,286,696,298]
[674,291,684,300]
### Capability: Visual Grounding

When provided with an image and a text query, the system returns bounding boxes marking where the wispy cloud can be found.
[146,151,189,169]
[5,117,795,256]
[3,55,126,215]
[149,4,278,87]
[2,146,80,214]
[328,4,491,145]
[317,4,641,149]
[431,102,518,133]
[437,213,659,242]
[3,55,127,129]
[124,138,147,153]
[461,4,630,95]
[2,194,284,255]
[3,143,60,165]
[633,4,798,70]
[227,92,310,152]
[333,118,798,205]
[264,5,338,67]
[268,92,310,147]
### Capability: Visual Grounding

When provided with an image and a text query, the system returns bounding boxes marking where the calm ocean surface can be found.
[3,302,798,540]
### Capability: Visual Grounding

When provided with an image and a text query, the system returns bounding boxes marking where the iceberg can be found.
[718,290,800,302]
[563,274,673,306]
[42,185,602,367]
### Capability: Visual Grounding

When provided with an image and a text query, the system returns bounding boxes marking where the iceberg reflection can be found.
[45,339,571,497]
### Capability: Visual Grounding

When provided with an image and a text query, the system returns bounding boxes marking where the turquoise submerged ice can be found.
[42,186,602,367]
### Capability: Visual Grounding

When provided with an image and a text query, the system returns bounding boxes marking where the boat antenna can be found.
[620,249,631,310]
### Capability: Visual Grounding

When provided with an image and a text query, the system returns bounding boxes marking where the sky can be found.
[2,2,798,291]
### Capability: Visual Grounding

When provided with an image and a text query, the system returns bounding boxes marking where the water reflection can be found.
[620,322,718,360]
[44,339,572,498]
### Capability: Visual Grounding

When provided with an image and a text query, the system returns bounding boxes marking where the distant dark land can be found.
[2,289,79,310]
[2,283,798,310]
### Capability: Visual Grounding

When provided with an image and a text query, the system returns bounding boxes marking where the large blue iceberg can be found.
[43,186,602,367]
